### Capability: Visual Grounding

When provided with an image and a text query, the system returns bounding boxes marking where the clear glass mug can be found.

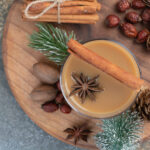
[60,39,141,119]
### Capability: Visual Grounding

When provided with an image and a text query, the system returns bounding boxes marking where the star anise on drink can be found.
[64,125,92,144]
[69,72,103,103]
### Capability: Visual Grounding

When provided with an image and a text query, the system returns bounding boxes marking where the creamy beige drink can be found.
[61,40,140,118]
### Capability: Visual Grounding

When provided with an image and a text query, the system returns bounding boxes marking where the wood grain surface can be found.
[2,0,150,149]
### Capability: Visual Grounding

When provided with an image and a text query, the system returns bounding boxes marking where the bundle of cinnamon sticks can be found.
[22,0,101,24]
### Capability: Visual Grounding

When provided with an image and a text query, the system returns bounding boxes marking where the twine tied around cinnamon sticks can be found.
[24,0,68,23]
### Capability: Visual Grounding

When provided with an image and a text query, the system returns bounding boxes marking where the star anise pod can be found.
[64,125,92,145]
[69,72,103,103]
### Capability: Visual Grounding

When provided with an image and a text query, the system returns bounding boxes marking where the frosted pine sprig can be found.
[95,111,144,150]
[29,23,76,65]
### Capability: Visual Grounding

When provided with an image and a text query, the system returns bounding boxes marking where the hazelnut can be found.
[141,8,150,23]
[125,11,142,24]
[42,102,59,112]
[117,0,130,12]
[105,15,120,27]
[132,0,146,9]
[120,23,138,38]
[136,29,149,43]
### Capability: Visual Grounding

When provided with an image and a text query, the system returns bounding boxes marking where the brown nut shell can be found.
[56,81,61,91]
[125,11,142,24]
[105,15,120,27]
[136,29,150,43]
[42,102,59,112]
[60,104,72,114]
[55,93,64,104]
[120,23,138,38]
[142,8,150,23]
[33,62,60,84]
[30,85,57,102]
[117,0,130,12]
[132,0,146,9]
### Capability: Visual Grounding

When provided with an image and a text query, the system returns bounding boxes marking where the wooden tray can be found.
[2,0,150,149]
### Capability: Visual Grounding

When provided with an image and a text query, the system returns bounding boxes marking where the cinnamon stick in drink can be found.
[67,39,144,90]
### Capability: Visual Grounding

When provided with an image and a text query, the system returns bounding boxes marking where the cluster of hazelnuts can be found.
[105,0,150,50]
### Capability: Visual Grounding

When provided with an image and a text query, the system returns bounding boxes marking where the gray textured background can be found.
[0,0,84,150]
[0,0,150,150]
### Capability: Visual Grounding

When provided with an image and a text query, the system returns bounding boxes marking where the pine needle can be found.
[29,23,77,65]
[95,111,144,150]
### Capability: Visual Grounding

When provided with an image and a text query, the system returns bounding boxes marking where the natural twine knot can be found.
[24,0,66,24]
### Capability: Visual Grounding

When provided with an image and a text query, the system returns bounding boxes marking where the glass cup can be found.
[60,39,141,119]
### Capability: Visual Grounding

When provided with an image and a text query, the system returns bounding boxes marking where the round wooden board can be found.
[2,0,150,149]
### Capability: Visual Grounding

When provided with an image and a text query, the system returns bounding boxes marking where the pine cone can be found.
[143,0,150,7]
[132,89,150,120]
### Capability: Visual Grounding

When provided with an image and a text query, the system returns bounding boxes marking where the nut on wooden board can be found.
[33,62,60,84]
[30,85,58,103]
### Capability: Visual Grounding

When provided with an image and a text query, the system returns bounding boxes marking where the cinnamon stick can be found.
[23,17,96,24]
[25,1,101,12]
[67,39,144,90]
[26,5,97,14]
[22,14,99,24]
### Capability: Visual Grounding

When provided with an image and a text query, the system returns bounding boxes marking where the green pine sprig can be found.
[95,111,144,150]
[29,23,76,65]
